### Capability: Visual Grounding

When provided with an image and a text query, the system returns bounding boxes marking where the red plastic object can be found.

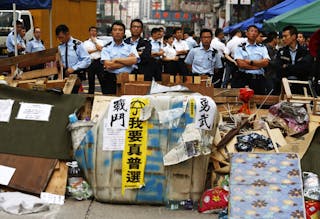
[238,87,254,115]
[198,187,229,213]
[305,200,320,219]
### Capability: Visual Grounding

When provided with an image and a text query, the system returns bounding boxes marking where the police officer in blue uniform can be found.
[234,25,270,94]
[26,27,46,70]
[124,19,152,78]
[101,21,139,94]
[6,20,25,57]
[185,28,223,82]
[55,24,91,93]
[26,27,45,53]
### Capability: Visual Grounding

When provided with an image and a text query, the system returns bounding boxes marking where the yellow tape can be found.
[189,98,195,118]
[122,98,149,195]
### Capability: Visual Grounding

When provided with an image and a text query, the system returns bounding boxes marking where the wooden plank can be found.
[0,154,58,195]
[214,88,240,97]
[129,74,136,81]
[19,67,58,80]
[282,77,292,99]
[0,48,58,73]
[194,76,201,84]
[123,82,151,95]
[184,76,193,84]
[162,74,170,84]
[63,74,78,94]
[45,161,68,196]
[137,74,144,81]
[91,95,115,122]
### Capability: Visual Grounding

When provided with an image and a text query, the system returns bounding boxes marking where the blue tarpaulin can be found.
[254,0,315,23]
[224,0,316,34]
[223,17,263,34]
[0,0,52,9]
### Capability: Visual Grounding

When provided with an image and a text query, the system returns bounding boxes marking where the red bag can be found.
[238,87,254,114]
[198,187,229,213]
[305,200,320,219]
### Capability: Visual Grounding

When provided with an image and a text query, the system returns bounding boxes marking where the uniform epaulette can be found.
[104,41,112,47]
[124,41,133,46]
[29,39,34,42]
[211,48,217,58]
[239,42,247,51]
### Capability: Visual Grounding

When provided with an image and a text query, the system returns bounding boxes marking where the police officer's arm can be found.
[249,47,270,68]
[114,46,139,66]
[70,44,91,72]
[234,47,260,70]
[151,49,164,57]
[184,48,195,69]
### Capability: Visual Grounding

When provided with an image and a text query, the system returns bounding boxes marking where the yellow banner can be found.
[189,98,195,118]
[122,98,149,195]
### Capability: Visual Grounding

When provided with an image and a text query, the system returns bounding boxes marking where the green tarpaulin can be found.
[264,0,320,32]
[0,85,86,160]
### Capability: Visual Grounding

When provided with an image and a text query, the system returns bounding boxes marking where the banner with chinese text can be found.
[122,98,149,194]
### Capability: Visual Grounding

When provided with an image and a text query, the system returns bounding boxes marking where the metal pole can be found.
[13,3,18,56]
[49,9,53,48]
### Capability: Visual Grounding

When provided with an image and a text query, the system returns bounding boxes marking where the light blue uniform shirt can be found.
[234,40,270,75]
[101,40,139,74]
[289,44,298,65]
[58,37,91,71]
[184,45,223,75]
[150,38,162,60]
[26,38,45,53]
[6,31,25,53]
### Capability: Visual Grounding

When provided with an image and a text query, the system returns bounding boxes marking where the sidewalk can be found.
[0,199,218,219]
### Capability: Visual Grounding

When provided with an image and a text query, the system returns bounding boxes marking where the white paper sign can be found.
[194,96,217,130]
[16,103,53,121]
[0,99,14,122]
[103,119,126,151]
[105,97,131,129]
[0,165,16,185]
[40,192,65,205]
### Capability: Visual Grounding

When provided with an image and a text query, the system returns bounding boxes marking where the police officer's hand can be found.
[96,44,103,51]
[128,53,136,57]
[66,68,75,74]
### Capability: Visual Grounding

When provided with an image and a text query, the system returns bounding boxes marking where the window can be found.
[21,15,31,32]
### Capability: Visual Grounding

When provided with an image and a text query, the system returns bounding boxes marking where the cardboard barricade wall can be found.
[75,92,219,204]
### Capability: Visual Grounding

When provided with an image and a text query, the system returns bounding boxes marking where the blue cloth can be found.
[6,31,24,53]
[26,39,45,53]
[100,40,139,74]
[58,37,91,71]
[254,0,315,23]
[184,45,223,75]
[234,40,270,75]
[0,0,52,9]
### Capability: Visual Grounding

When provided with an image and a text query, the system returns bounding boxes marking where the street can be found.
[0,199,218,219]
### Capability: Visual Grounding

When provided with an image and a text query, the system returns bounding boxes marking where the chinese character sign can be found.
[106,97,131,129]
[151,10,192,22]
[122,98,149,194]
[194,96,217,130]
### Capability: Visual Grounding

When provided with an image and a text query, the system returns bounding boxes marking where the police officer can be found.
[101,21,139,94]
[26,27,46,70]
[6,20,25,57]
[83,26,108,94]
[234,25,270,94]
[26,27,45,53]
[124,19,152,78]
[56,24,91,93]
[185,28,222,81]
[149,27,164,81]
